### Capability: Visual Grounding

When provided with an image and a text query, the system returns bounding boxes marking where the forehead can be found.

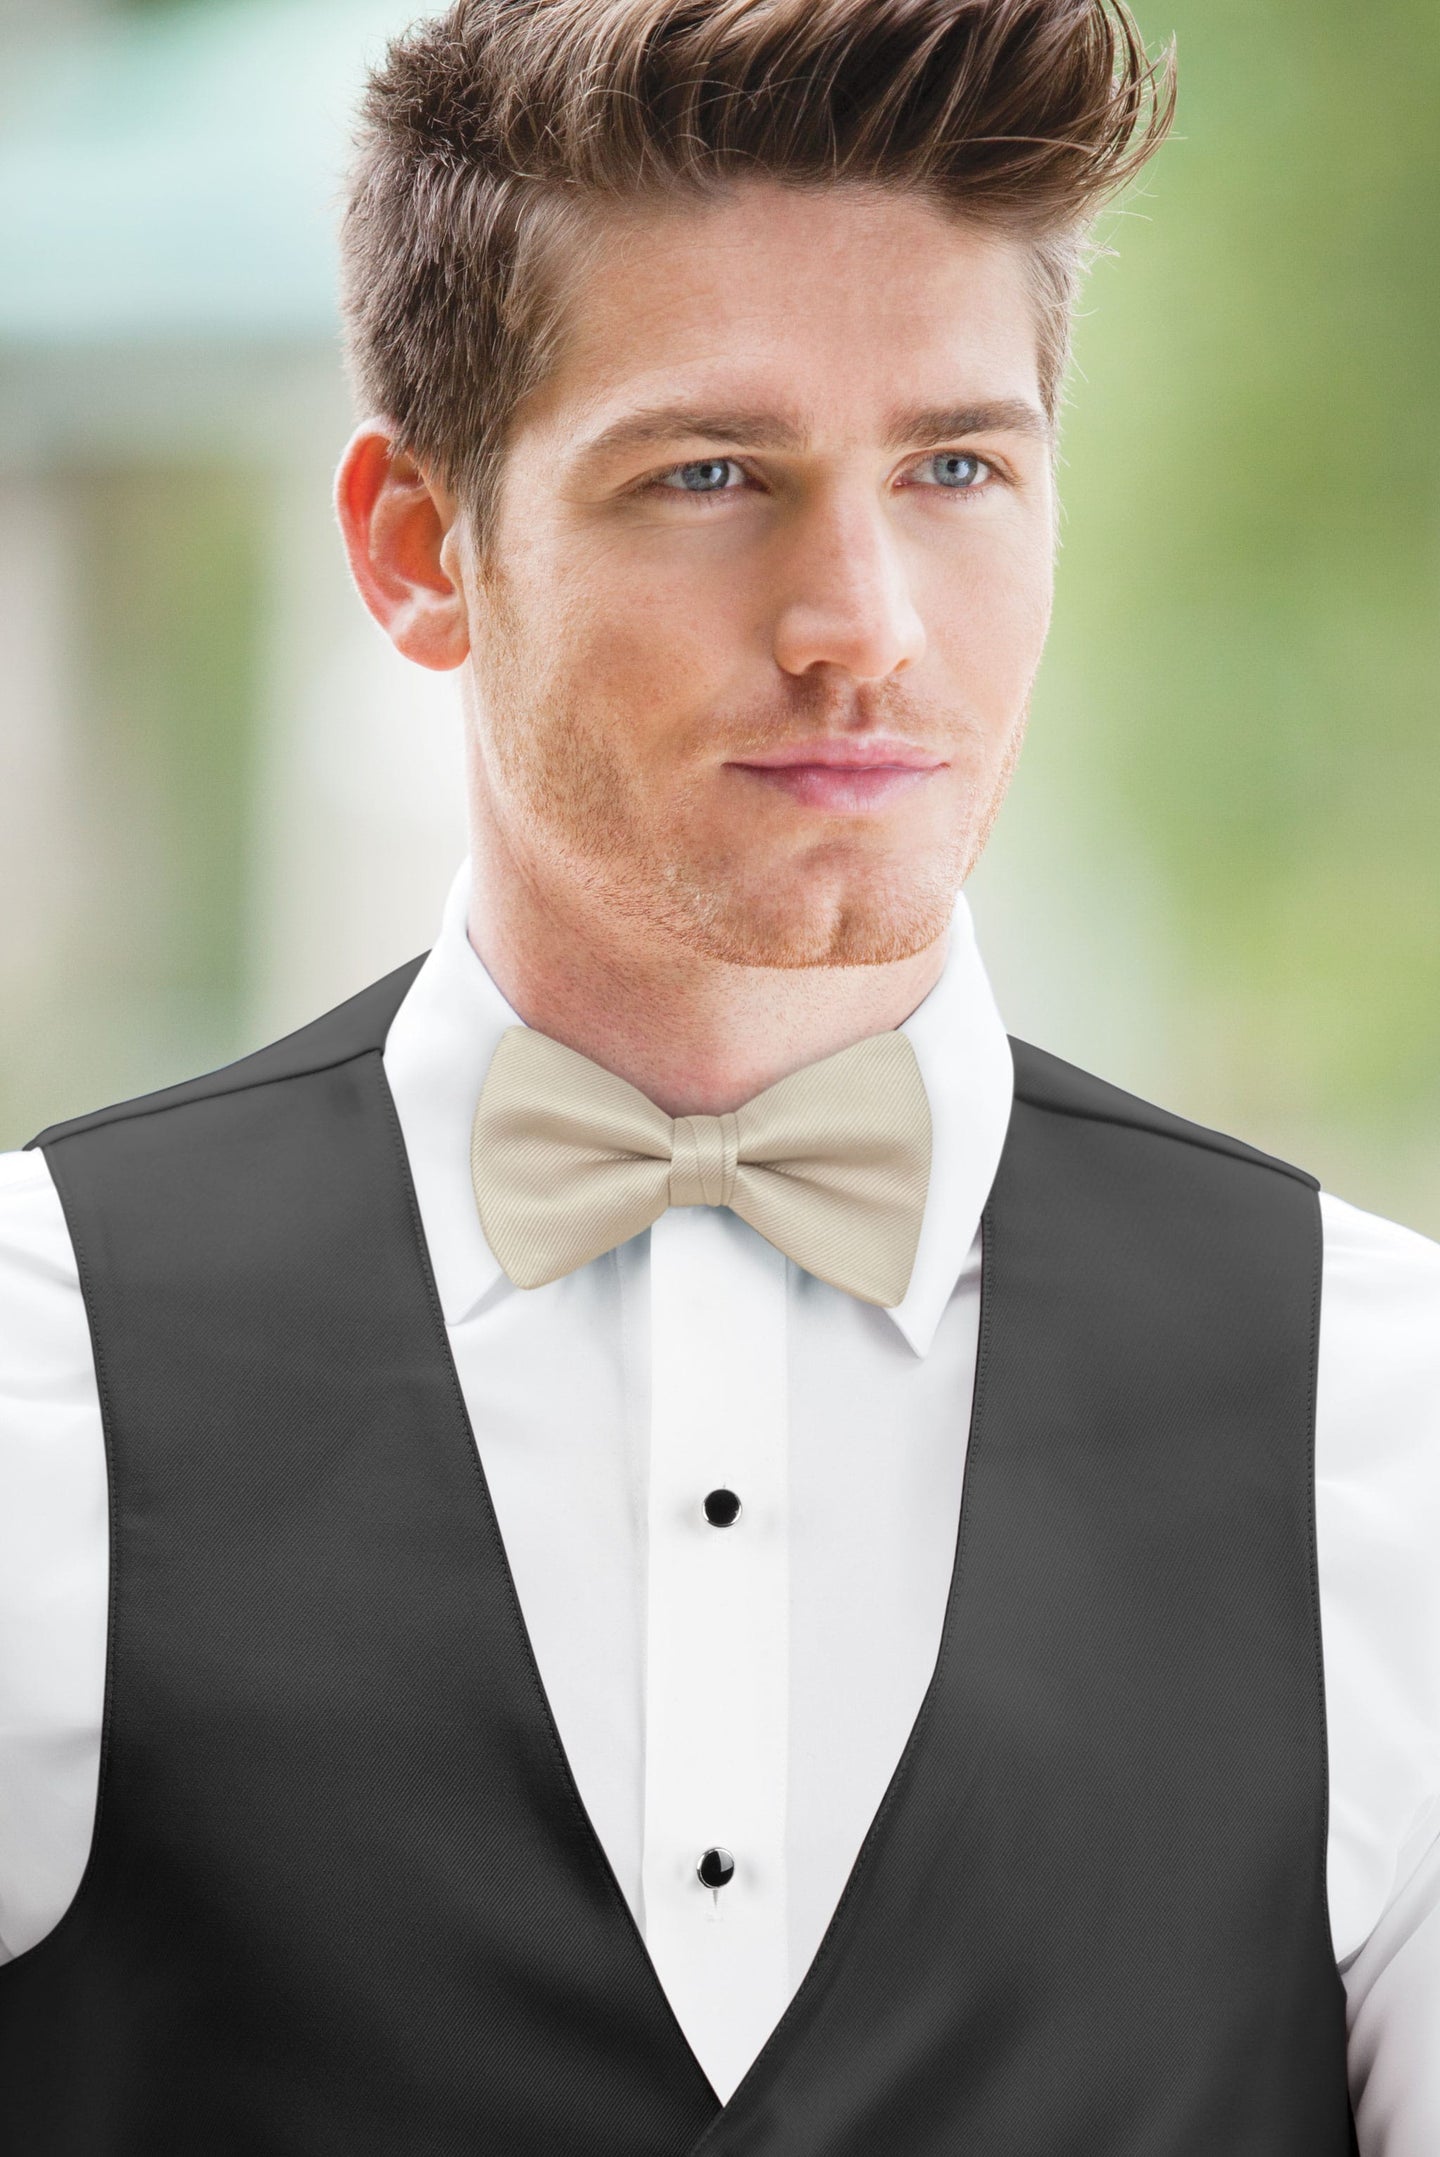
[521,179,1044,446]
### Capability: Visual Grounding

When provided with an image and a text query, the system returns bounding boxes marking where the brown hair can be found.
[341,0,1176,552]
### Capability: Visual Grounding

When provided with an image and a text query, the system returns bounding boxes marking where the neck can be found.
[464,825,948,1120]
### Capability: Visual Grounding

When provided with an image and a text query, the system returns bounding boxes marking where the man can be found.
[0,0,1435,2147]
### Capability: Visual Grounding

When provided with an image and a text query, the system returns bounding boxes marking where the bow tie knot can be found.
[669,1112,741,1208]
[470,1024,932,1307]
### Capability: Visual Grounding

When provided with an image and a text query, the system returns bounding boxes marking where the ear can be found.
[334,423,470,672]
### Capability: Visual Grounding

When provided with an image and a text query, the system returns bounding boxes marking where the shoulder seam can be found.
[27,1042,382,1151]
[1012,1086,1319,1189]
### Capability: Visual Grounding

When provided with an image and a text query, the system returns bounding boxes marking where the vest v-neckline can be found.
[376,1048,988,2143]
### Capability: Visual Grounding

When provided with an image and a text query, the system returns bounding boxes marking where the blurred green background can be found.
[1,0,1437,1234]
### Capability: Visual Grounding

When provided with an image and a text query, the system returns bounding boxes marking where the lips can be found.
[731,737,944,772]
[726,737,945,811]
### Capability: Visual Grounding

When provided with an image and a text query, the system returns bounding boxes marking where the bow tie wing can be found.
[729,1033,932,1308]
[471,1028,674,1287]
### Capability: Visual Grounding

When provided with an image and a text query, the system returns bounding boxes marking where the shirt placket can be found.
[640,1203,790,2103]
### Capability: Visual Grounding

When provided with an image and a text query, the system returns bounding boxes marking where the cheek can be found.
[558,574,743,752]
[931,530,1052,700]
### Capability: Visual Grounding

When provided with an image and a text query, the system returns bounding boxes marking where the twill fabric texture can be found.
[0,958,1358,2154]
[470,1022,932,1307]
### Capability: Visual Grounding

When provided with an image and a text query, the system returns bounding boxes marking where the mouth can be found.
[725,736,946,813]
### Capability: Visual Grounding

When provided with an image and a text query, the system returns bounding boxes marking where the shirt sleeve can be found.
[0,1144,108,1964]
[1317,1190,1440,2153]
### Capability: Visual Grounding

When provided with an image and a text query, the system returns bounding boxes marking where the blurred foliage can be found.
[1034,0,1440,1195]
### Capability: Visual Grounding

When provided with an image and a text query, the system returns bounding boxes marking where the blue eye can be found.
[658,459,738,493]
[921,452,988,490]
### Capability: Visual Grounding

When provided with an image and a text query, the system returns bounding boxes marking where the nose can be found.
[769,486,926,682]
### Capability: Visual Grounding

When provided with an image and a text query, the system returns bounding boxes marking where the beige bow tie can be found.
[470,1025,932,1308]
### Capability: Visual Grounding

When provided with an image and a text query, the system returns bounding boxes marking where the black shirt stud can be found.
[697,1845,735,1910]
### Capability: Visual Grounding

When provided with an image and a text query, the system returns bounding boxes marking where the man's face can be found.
[457,179,1056,968]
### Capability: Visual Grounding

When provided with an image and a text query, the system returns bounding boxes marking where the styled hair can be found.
[340,0,1176,551]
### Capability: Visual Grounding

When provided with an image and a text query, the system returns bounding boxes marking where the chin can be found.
[659,864,961,970]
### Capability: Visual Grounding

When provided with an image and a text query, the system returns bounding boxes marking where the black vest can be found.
[0,957,1358,2154]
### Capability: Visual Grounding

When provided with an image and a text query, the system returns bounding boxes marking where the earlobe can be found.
[334,422,471,673]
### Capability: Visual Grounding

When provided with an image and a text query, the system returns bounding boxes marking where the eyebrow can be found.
[577,397,1052,464]
[898,400,1052,446]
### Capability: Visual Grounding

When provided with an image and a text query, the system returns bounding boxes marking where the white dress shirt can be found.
[1,854,1438,2143]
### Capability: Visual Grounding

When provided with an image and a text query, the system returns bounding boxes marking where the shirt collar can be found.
[381,853,1014,1357]
[889,891,1014,1355]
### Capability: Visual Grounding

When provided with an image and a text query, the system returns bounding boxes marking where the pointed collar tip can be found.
[435,1239,510,1327]
[881,1284,947,1359]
